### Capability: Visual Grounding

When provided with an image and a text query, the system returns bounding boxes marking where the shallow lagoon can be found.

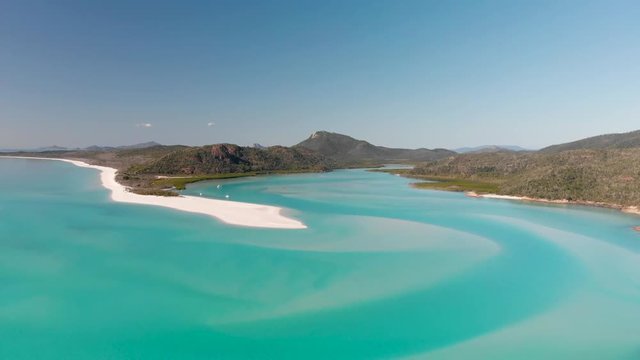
[1,158,640,359]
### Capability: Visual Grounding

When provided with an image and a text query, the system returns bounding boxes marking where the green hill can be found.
[540,129,640,153]
[295,131,454,164]
[132,144,331,175]
[409,148,640,207]
[4,142,332,196]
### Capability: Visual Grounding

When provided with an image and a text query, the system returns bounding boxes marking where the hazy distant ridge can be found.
[454,145,529,153]
[0,141,163,153]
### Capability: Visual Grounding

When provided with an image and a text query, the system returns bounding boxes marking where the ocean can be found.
[1,158,639,359]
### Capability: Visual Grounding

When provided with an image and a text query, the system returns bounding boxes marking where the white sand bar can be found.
[2,156,307,229]
[478,194,527,201]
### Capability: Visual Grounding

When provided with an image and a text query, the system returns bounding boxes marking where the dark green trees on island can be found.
[409,130,640,207]
[134,144,331,175]
[8,129,640,208]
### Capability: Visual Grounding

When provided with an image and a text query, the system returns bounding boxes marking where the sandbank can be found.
[1,156,306,229]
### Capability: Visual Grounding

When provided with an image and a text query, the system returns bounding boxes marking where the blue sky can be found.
[1,0,639,149]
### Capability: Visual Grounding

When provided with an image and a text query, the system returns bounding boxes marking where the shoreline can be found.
[1,156,307,229]
[466,191,640,217]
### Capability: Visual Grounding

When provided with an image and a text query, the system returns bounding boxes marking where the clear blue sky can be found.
[1,0,639,149]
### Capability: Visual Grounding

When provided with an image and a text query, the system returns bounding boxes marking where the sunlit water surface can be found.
[1,159,640,359]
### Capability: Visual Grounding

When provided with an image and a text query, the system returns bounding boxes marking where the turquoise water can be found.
[1,158,640,359]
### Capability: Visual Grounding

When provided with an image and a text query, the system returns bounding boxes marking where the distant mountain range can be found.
[83,141,163,152]
[295,131,455,164]
[0,141,162,153]
[11,129,640,157]
[0,145,70,153]
[454,145,530,153]
[540,129,640,153]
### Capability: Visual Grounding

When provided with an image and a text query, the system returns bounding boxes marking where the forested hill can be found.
[295,131,455,164]
[3,143,332,196]
[540,129,640,153]
[131,143,331,175]
[409,148,640,207]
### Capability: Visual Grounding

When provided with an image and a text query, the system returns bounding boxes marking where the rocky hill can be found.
[132,143,331,175]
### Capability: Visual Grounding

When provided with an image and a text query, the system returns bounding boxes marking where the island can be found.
[382,129,640,218]
[6,129,640,221]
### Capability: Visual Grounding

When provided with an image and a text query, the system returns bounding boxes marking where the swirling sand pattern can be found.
[1,160,640,359]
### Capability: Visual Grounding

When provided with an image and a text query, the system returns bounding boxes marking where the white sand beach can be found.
[467,191,569,203]
[477,194,531,201]
[467,191,640,218]
[1,156,307,229]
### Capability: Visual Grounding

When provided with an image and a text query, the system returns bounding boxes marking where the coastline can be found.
[1,156,307,229]
[466,191,640,217]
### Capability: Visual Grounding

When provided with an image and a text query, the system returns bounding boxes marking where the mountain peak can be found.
[296,131,454,163]
[309,130,350,139]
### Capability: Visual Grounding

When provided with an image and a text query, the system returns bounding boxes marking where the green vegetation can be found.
[152,173,258,190]
[295,131,454,165]
[152,168,330,190]
[14,130,640,208]
[133,144,332,175]
[410,149,640,206]
[11,142,335,195]
[128,188,180,197]
[373,168,500,194]
[412,178,500,193]
[541,129,640,153]
[9,132,454,196]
